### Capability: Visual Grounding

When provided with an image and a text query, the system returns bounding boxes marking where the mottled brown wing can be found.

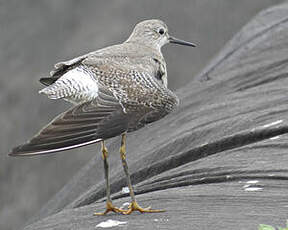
[9,87,129,156]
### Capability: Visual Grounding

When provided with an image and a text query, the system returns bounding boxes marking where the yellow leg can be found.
[94,200,126,215]
[119,133,165,215]
[94,141,126,215]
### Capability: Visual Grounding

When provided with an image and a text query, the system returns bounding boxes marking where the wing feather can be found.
[9,87,129,156]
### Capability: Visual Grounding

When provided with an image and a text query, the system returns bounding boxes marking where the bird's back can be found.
[42,41,178,111]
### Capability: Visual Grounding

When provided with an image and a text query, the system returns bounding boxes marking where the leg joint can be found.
[101,141,108,160]
[120,133,126,159]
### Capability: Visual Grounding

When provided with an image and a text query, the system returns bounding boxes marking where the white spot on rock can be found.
[95,219,127,228]
[242,180,263,191]
[270,136,280,140]
[263,120,283,128]
[120,202,130,209]
[244,187,263,192]
[246,180,259,184]
[121,186,129,194]
[153,218,169,223]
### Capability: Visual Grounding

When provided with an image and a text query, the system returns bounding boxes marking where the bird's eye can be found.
[158,28,165,35]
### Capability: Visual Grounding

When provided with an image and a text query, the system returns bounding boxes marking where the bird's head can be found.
[126,19,196,51]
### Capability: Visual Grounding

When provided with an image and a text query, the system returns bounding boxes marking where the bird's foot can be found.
[94,200,126,215]
[123,200,165,215]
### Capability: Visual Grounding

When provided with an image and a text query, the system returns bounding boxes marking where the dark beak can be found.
[169,36,196,47]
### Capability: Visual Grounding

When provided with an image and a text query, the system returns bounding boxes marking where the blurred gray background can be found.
[0,0,284,229]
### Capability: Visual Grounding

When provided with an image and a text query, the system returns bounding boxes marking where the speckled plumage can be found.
[10,19,195,156]
[10,19,196,216]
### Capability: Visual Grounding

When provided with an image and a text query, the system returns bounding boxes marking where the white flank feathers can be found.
[39,66,98,103]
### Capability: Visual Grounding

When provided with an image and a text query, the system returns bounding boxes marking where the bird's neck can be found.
[125,37,162,54]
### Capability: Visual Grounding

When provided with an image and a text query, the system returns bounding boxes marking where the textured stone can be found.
[24,2,288,230]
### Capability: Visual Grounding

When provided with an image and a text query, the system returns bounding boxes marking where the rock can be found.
[24,2,288,230]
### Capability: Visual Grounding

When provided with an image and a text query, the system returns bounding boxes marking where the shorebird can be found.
[9,19,196,215]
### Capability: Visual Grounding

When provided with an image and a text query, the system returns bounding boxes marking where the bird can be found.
[9,19,196,215]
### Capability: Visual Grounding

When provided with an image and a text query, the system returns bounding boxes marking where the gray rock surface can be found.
[23,2,288,230]
[3,1,282,230]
